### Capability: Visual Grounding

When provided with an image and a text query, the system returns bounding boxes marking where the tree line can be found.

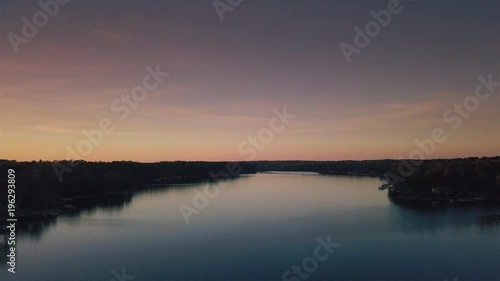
[1,157,499,210]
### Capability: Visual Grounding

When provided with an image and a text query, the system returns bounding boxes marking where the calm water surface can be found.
[1,173,500,281]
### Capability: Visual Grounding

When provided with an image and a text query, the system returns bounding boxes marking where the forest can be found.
[385,157,500,202]
[0,157,499,211]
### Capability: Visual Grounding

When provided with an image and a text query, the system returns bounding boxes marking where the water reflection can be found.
[0,181,216,243]
[9,178,500,240]
[0,192,138,271]
[1,192,135,240]
[475,215,500,233]
[388,194,500,235]
[64,193,133,216]
[1,175,500,281]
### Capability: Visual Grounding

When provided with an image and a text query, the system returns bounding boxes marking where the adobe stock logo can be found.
[282,235,341,281]
[339,0,403,63]
[7,0,71,54]
[213,0,243,21]
[237,106,297,160]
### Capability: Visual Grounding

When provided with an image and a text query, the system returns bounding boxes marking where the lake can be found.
[1,173,500,281]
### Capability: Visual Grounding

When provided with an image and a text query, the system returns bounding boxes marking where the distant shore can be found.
[1,157,499,224]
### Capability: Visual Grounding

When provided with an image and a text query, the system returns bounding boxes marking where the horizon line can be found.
[2,155,499,164]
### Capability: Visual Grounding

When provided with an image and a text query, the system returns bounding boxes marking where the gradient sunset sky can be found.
[1,0,499,162]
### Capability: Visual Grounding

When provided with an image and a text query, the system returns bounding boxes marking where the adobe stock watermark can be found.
[282,235,340,281]
[237,106,297,160]
[178,106,297,224]
[110,267,135,281]
[213,0,243,21]
[385,73,499,185]
[52,65,169,182]
[339,0,403,64]
[7,0,71,54]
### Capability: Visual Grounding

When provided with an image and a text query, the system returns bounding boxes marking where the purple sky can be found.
[1,0,499,161]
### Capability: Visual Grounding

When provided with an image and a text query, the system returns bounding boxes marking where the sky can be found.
[0,0,499,162]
